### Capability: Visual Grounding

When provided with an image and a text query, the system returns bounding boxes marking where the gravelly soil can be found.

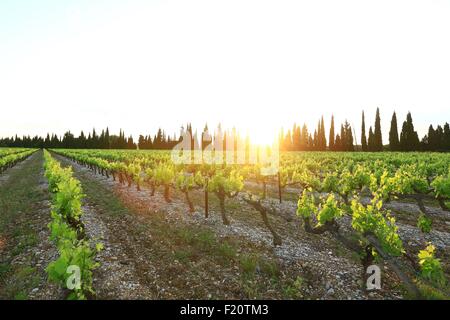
[52,154,444,300]
[0,151,63,300]
[80,205,156,299]
[3,152,449,300]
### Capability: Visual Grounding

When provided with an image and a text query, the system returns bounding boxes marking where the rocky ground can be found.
[1,151,448,300]
[0,151,63,299]
[54,154,444,300]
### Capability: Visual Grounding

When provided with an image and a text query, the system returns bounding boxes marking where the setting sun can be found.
[244,125,279,147]
[0,0,449,309]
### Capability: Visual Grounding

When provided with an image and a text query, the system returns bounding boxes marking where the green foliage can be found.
[416,282,448,300]
[152,163,175,186]
[417,214,432,233]
[0,149,36,171]
[47,148,450,299]
[431,174,450,199]
[351,197,404,256]
[43,150,101,300]
[48,210,77,245]
[239,254,258,275]
[296,189,342,226]
[317,194,343,225]
[296,189,316,220]
[176,173,195,191]
[127,163,142,184]
[418,244,447,289]
[208,170,243,195]
[322,173,339,193]
[46,239,101,300]
[54,178,84,222]
[283,276,305,299]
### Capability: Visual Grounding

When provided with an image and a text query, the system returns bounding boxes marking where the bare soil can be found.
[55,154,445,300]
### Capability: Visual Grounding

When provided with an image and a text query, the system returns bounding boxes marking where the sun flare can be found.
[244,124,279,147]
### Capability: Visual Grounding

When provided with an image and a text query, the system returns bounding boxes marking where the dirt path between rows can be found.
[0,151,63,300]
[80,204,157,299]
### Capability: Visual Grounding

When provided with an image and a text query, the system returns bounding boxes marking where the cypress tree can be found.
[138,135,145,150]
[329,115,335,151]
[308,134,313,151]
[368,126,374,151]
[313,130,318,151]
[344,121,354,151]
[300,124,309,151]
[315,120,321,150]
[284,130,293,151]
[292,123,301,151]
[427,125,436,151]
[435,125,444,151]
[444,123,450,151]
[399,112,419,151]
[320,116,326,150]
[105,127,110,149]
[334,134,341,151]
[361,111,367,152]
[389,112,399,151]
[374,107,383,151]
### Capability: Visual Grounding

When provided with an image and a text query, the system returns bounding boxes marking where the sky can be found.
[1,0,449,144]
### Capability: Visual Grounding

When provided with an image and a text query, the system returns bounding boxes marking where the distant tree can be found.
[374,107,383,151]
[105,127,110,149]
[92,129,99,148]
[126,136,136,149]
[300,124,309,151]
[146,135,153,149]
[334,134,342,151]
[389,111,399,151]
[99,129,106,149]
[444,122,450,151]
[399,112,419,151]
[284,129,293,151]
[138,135,146,150]
[341,121,354,151]
[424,125,436,151]
[154,128,164,149]
[435,125,444,150]
[202,123,211,150]
[44,133,51,147]
[368,126,375,151]
[329,115,335,151]
[62,131,76,148]
[318,116,327,150]
[292,123,301,151]
[308,134,314,151]
[313,129,318,151]
[79,131,86,149]
[361,111,367,152]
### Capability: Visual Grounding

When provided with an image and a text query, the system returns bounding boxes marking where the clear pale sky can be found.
[1,0,449,144]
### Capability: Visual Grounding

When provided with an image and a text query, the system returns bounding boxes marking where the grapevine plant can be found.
[48,148,450,298]
[43,150,102,300]
[208,170,244,225]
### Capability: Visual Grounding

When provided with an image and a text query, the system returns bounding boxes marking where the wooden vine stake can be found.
[278,171,282,203]
[205,179,209,218]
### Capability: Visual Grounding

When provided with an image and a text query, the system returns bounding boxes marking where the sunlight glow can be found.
[0,0,449,139]
[245,125,279,147]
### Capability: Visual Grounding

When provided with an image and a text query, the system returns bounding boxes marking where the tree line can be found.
[1,110,449,151]
[279,108,450,152]
[0,127,179,150]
